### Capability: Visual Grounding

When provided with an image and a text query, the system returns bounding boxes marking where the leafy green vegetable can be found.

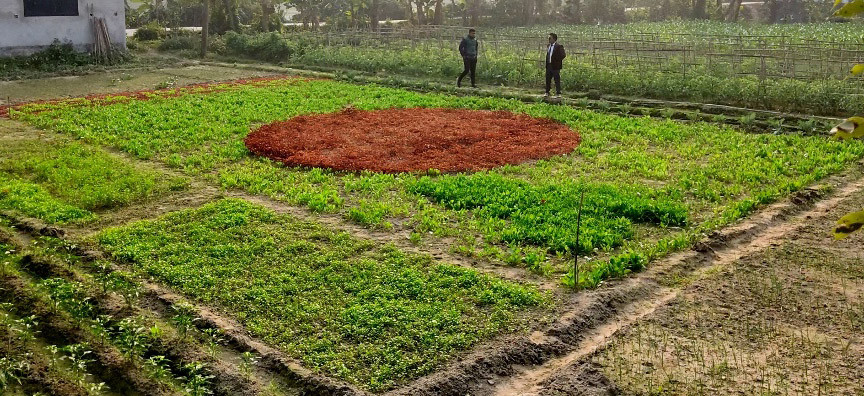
[97,198,545,391]
[410,172,687,254]
[0,140,187,210]
[15,79,864,282]
[0,175,95,224]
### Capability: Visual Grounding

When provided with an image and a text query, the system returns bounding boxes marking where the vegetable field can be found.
[1,65,863,395]
[10,77,862,282]
[97,198,542,390]
[208,22,864,116]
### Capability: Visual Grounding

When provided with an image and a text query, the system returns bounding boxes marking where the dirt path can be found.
[492,288,677,396]
[0,64,275,104]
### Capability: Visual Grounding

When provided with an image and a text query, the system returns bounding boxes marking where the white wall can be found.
[0,0,126,57]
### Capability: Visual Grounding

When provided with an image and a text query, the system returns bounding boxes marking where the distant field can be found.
[496,21,864,42]
[195,21,864,115]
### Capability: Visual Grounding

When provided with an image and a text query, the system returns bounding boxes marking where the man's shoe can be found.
[554,94,562,99]
[543,92,550,98]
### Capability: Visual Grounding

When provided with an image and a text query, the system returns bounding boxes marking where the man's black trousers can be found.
[545,67,561,95]
[458,57,477,86]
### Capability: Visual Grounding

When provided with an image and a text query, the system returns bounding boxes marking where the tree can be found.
[433,0,444,24]
[287,0,321,28]
[221,0,238,31]
[535,0,547,22]
[260,0,274,31]
[416,0,428,23]
[692,0,707,18]
[764,0,807,23]
[567,0,582,23]
[371,0,381,30]
[405,0,415,21]
[725,0,742,21]
[522,0,535,25]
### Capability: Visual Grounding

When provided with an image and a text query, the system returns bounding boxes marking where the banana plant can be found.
[829,115,864,239]
[830,1,864,240]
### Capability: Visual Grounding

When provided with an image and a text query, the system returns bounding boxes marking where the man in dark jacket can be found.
[545,32,566,98]
[458,29,478,88]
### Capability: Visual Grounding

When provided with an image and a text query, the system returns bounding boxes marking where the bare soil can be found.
[0,75,304,118]
[0,64,275,104]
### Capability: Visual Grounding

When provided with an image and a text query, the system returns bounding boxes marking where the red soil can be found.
[244,107,581,173]
[0,75,306,118]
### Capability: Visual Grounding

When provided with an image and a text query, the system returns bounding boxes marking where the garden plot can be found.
[10,77,864,285]
[1,72,863,395]
[0,132,187,225]
[244,107,580,173]
[97,198,545,391]
[594,242,864,395]
[578,184,864,396]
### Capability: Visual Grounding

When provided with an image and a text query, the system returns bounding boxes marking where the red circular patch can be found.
[244,107,581,173]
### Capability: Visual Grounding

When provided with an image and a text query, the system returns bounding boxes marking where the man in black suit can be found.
[545,32,566,98]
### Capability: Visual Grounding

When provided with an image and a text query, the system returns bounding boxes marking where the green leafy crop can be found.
[0,175,95,224]
[97,198,544,391]
[0,139,187,224]
[14,78,864,282]
[410,172,687,254]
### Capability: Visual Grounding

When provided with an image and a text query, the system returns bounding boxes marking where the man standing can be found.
[545,33,566,98]
[458,28,479,88]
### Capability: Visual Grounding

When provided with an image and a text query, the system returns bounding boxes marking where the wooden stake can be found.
[201,0,210,58]
[573,190,585,289]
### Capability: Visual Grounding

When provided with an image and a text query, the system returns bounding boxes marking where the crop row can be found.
[0,220,315,396]
[0,236,215,395]
[279,43,860,115]
[492,21,864,44]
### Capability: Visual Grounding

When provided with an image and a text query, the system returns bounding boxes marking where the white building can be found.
[277,4,299,22]
[0,0,126,57]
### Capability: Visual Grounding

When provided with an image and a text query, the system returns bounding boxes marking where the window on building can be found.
[23,0,79,17]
